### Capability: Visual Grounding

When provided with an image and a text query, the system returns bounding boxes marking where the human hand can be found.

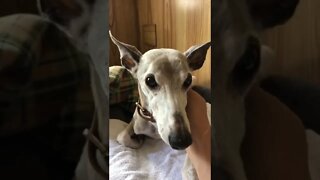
[186,89,211,179]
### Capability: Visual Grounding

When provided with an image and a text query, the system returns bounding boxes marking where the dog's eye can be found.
[145,74,158,89]
[232,36,260,88]
[183,74,192,88]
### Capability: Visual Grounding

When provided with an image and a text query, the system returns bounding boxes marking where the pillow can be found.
[109,66,138,116]
[0,14,89,137]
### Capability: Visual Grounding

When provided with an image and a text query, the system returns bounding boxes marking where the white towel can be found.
[109,119,186,180]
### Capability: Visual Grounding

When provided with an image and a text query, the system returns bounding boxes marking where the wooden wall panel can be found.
[109,0,140,66]
[136,0,211,88]
[262,0,320,85]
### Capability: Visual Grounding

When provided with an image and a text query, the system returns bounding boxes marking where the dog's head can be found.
[37,0,108,95]
[37,0,98,48]
[212,0,299,155]
[110,31,210,149]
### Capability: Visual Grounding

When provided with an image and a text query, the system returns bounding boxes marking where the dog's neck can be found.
[136,83,155,122]
[85,0,109,145]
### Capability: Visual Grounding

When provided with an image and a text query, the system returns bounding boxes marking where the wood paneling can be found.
[262,0,320,85]
[108,0,140,66]
[136,0,211,88]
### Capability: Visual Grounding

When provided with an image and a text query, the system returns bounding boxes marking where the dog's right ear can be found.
[109,31,142,74]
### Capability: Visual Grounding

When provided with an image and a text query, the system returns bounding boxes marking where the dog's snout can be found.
[173,113,186,128]
[168,112,192,150]
[168,132,192,150]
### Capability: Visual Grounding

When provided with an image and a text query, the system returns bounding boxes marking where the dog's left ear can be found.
[109,31,142,74]
[184,42,211,71]
[37,0,85,27]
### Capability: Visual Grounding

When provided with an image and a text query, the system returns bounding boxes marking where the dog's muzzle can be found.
[168,131,192,150]
[168,113,192,150]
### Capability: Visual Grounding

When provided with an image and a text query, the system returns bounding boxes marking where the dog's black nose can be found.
[168,132,192,150]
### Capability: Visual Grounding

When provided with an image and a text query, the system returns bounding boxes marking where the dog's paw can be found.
[117,130,145,149]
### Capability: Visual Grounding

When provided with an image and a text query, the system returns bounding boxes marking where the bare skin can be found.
[243,86,310,180]
[186,89,211,180]
[185,86,311,180]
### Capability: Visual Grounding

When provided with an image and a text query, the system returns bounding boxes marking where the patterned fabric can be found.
[109,66,138,114]
[0,13,94,179]
[0,13,91,139]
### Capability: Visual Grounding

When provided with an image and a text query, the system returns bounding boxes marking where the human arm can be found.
[186,89,211,180]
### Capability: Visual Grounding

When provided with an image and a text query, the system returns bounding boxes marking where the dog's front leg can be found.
[117,115,145,149]
[133,112,160,139]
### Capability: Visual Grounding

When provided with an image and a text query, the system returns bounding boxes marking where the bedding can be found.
[109,119,187,180]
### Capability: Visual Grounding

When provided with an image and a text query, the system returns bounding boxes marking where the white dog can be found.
[109,31,210,179]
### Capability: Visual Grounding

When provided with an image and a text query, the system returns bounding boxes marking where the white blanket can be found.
[109,119,186,180]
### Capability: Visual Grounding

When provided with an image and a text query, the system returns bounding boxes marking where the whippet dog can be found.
[213,0,299,179]
[37,0,108,179]
[109,31,210,179]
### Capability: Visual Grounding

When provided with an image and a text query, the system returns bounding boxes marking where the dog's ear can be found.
[37,0,84,27]
[184,42,211,71]
[247,0,299,29]
[109,31,142,73]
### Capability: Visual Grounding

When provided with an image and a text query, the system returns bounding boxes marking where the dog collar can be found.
[135,100,156,123]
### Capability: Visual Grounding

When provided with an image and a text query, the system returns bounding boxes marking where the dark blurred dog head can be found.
[212,0,299,178]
